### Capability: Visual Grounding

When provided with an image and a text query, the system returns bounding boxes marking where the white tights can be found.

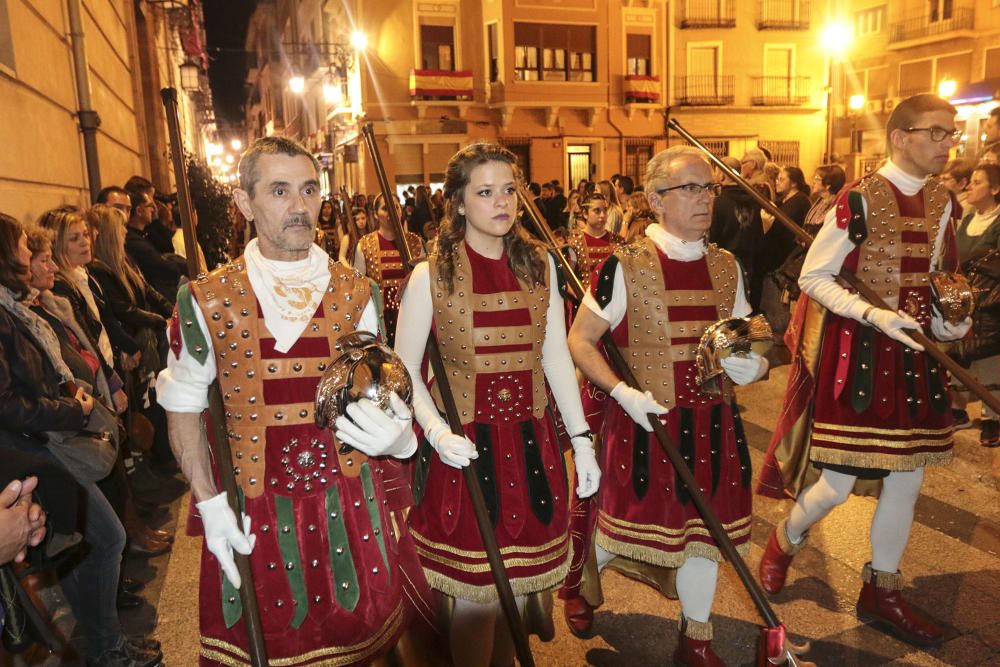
[596,545,719,623]
[785,467,924,573]
[450,596,525,667]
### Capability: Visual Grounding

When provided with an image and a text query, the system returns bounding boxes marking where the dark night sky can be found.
[202,0,258,129]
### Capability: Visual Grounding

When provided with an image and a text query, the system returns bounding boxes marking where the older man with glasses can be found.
[566,146,768,666]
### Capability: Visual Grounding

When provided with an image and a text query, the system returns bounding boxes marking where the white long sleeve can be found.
[394,256,588,437]
[798,162,952,322]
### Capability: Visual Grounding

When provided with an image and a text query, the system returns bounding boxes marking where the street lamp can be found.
[289,75,305,94]
[350,31,367,51]
[938,79,957,99]
[179,59,200,92]
[230,138,243,151]
[849,94,866,112]
[820,21,854,163]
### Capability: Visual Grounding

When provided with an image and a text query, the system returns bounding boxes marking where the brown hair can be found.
[0,213,28,297]
[943,158,975,186]
[25,224,54,256]
[974,164,1000,204]
[886,94,957,157]
[580,192,608,214]
[436,143,545,294]
[87,205,144,302]
[814,164,847,196]
[237,136,320,198]
[37,207,87,275]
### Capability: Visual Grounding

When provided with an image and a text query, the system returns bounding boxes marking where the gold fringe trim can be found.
[597,511,753,542]
[861,562,904,591]
[775,518,807,556]
[410,529,567,558]
[414,538,569,574]
[812,432,952,448]
[422,558,571,603]
[595,532,749,569]
[809,447,953,471]
[681,616,713,641]
[812,421,952,436]
[199,601,404,666]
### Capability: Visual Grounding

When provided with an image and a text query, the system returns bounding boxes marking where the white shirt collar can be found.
[877,159,927,197]
[645,223,706,261]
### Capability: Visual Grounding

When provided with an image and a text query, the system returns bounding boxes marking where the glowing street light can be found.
[938,79,957,99]
[323,80,342,106]
[820,21,854,162]
[230,138,243,151]
[849,94,866,111]
[289,75,305,94]
[225,154,235,164]
[350,31,367,51]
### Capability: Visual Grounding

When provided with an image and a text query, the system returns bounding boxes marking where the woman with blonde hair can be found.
[395,143,600,666]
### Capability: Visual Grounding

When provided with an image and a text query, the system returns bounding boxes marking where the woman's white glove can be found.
[610,381,669,432]
[720,352,769,385]
[196,491,255,588]
[424,420,478,469]
[571,435,601,498]
[930,308,972,342]
[865,308,924,351]
[334,392,417,458]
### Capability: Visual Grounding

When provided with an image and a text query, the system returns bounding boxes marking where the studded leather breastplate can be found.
[191,259,371,499]
[359,231,423,311]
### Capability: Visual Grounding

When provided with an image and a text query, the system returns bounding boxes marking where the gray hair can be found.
[237,136,321,198]
[742,148,766,170]
[644,146,708,194]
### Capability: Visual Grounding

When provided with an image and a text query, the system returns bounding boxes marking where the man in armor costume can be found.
[568,146,769,666]
[757,94,971,647]
[353,193,425,347]
[157,137,427,666]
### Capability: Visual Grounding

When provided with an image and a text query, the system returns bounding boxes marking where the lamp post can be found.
[179,59,200,92]
[820,22,853,163]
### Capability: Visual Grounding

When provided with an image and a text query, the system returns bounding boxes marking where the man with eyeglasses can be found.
[566,146,768,665]
[759,94,971,647]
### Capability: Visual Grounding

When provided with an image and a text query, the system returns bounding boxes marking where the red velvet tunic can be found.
[358,230,423,347]
[407,244,571,602]
[595,248,753,567]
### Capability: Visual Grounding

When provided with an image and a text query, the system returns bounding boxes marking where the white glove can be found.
[571,435,601,499]
[610,381,669,432]
[196,491,255,588]
[930,308,972,342]
[424,420,478,469]
[720,352,769,385]
[334,392,418,458]
[865,308,924,352]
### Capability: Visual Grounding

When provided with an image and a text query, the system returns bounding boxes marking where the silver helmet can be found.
[695,315,773,396]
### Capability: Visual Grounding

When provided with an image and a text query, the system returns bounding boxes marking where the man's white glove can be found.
[610,381,669,432]
[865,308,924,352]
[334,392,417,458]
[424,420,478,469]
[196,491,255,588]
[930,306,972,342]
[571,435,601,498]
[720,352,769,385]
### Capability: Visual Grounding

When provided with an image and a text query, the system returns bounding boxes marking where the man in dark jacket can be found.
[710,156,764,309]
[123,177,183,304]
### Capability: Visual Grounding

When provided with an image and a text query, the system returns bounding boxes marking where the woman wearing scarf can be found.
[0,213,161,667]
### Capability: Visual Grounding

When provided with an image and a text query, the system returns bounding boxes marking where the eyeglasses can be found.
[903,126,961,142]
[656,182,723,197]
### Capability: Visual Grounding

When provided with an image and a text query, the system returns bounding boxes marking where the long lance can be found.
[160,88,268,667]
[516,187,812,667]
[666,118,1000,416]
[361,124,536,667]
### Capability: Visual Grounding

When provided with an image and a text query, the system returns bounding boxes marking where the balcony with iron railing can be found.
[751,76,811,105]
[675,75,735,106]
[678,0,736,28]
[757,0,810,30]
[889,4,974,45]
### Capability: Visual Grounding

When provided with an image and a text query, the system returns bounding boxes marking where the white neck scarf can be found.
[243,239,331,353]
[879,160,927,196]
[646,223,707,261]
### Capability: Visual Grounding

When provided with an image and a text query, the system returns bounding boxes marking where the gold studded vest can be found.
[851,174,950,319]
[190,259,371,499]
[616,238,739,408]
[359,230,424,311]
[568,229,624,289]
[428,243,550,426]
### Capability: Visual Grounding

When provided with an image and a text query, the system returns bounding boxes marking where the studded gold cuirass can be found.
[359,231,423,310]
[617,238,739,408]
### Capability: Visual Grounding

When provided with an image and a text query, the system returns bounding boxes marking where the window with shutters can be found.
[626,34,651,76]
[420,24,455,71]
[514,23,596,82]
[757,140,799,167]
[487,23,499,82]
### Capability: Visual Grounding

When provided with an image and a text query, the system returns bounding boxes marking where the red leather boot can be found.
[673,616,725,667]
[758,519,806,594]
[562,595,595,638]
[856,563,943,647]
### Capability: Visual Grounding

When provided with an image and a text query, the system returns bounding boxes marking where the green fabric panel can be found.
[221,488,245,628]
[326,485,360,612]
[851,326,874,413]
[176,282,210,366]
[360,463,390,581]
[368,277,387,341]
[274,495,308,629]
[847,190,868,245]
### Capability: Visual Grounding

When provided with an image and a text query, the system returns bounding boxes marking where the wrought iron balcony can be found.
[757,0,810,30]
[751,76,810,105]
[678,0,736,28]
[889,6,974,44]
[675,75,735,106]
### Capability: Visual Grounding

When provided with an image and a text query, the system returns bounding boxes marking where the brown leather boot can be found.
[758,519,806,594]
[673,617,725,667]
[562,595,595,638]
[855,563,943,647]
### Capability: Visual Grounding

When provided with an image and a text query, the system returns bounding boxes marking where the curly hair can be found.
[436,143,546,294]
